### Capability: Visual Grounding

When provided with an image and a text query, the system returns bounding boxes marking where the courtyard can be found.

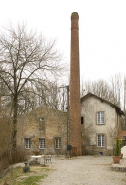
[1,155,126,185]
[41,155,126,185]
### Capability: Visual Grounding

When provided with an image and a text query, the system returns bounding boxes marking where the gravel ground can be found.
[40,155,126,185]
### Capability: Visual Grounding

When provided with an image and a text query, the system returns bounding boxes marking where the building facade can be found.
[16,107,67,156]
[81,93,124,156]
[16,93,124,156]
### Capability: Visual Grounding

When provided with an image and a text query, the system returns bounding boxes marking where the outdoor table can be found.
[29,155,45,164]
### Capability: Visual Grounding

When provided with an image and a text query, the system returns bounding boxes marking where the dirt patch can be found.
[94,163,111,166]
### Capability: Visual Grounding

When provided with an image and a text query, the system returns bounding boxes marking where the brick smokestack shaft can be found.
[70,12,82,155]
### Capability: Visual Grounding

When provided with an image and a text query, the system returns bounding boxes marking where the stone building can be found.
[16,107,67,156]
[16,10,124,156]
[16,92,124,156]
[81,93,124,155]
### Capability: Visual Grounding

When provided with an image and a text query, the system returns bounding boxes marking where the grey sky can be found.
[0,0,126,82]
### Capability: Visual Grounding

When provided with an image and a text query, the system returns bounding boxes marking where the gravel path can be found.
[41,155,126,185]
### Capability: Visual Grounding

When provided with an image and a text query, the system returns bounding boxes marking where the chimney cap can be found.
[71,12,79,19]
[71,12,79,16]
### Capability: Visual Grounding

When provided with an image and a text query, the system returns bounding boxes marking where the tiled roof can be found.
[81,92,124,116]
[117,131,126,139]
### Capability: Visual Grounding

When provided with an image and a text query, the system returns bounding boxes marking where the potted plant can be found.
[112,139,121,163]
[120,153,123,159]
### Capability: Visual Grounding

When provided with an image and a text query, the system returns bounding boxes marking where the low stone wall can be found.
[111,158,126,172]
[82,146,113,156]
[111,165,126,172]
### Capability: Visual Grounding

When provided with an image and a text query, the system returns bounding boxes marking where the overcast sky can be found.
[0,0,126,82]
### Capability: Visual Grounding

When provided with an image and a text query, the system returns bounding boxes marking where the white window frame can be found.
[97,135,105,147]
[25,138,31,149]
[55,138,61,149]
[97,112,104,124]
[39,138,45,149]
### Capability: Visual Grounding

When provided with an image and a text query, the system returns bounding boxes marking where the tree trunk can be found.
[11,95,18,152]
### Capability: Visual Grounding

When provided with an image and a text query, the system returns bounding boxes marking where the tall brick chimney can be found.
[69,12,82,155]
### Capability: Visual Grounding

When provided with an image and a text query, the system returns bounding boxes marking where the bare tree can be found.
[0,24,64,151]
[14,78,68,115]
[81,74,123,108]
[81,79,111,100]
[110,73,123,107]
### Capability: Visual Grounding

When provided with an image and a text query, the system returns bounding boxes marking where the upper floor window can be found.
[25,138,31,149]
[55,138,61,149]
[97,112,104,124]
[97,135,105,147]
[39,138,45,149]
[39,117,45,130]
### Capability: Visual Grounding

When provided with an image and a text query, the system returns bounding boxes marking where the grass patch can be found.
[21,175,47,185]
[0,166,50,185]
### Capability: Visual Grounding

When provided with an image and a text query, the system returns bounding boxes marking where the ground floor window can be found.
[97,135,105,147]
[39,138,45,149]
[55,138,61,149]
[25,138,31,149]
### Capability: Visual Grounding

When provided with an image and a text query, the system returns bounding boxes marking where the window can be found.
[39,138,45,149]
[39,118,45,130]
[97,112,104,124]
[25,138,31,149]
[55,138,61,149]
[81,117,84,124]
[97,135,105,147]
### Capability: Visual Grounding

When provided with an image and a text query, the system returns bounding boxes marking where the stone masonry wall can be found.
[17,107,67,157]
